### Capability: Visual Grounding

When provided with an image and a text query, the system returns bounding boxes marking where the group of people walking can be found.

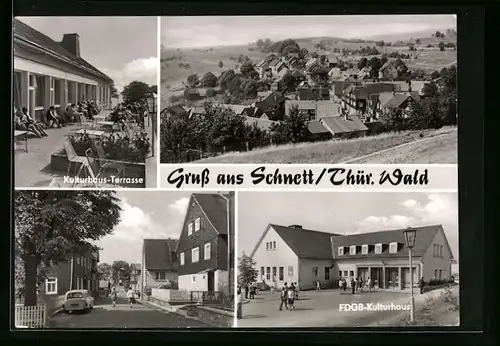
[279,282,299,311]
[109,285,137,308]
[338,277,373,294]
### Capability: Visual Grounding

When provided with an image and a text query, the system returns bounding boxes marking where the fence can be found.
[191,291,234,311]
[15,304,47,328]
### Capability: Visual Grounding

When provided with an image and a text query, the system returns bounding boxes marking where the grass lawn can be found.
[401,287,459,326]
[194,126,457,164]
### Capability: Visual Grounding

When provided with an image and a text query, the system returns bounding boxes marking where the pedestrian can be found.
[351,278,356,294]
[279,286,288,311]
[287,286,295,311]
[367,277,372,292]
[250,283,256,299]
[111,286,117,307]
[244,284,249,299]
[338,277,343,292]
[316,279,321,291]
[342,279,347,292]
[419,277,425,294]
[237,290,243,319]
[294,282,299,300]
[126,287,135,308]
[358,277,363,291]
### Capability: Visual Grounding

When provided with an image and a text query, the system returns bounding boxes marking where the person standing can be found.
[342,278,347,292]
[244,284,249,299]
[351,278,356,294]
[279,285,288,311]
[126,287,135,308]
[367,277,372,292]
[110,286,117,307]
[287,286,295,311]
[419,277,425,294]
[316,279,321,291]
[237,289,243,319]
[249,283,256,299]
[338,277,343,292]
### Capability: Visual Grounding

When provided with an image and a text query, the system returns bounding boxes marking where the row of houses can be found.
[141,193,235,295]
[13,18,114,122]
[250,224,455,290]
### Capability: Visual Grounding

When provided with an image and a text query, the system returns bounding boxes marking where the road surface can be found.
[49,288,209,328]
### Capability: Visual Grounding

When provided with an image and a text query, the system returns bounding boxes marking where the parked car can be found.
[63,289,94,313]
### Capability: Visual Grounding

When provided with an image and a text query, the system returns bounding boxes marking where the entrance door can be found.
[207,271,215,292]
[370,268,382,288]
[386,268,399,289]
[401,267,417,289]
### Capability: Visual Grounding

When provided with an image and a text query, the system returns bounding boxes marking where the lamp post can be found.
[146,93,157,157]
[217,192,233,298]
[403,227,417,322]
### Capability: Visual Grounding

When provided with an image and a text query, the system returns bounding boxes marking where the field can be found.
[194,126,457,164]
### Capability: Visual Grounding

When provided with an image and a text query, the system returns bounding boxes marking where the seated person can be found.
[14,108,43,137]
[86,101,94,120]
[45,106,66,128]
[20,107,48,136]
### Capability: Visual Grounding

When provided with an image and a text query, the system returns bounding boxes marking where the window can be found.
[439,270,442,280]
[279,267,284,281]
[362,244,368,255]
[433,244,437,257]
[375,243,382,254]
[288,266,293,277]
[180,252,185,266]
[389,242,398,254]
[443,269,447,280]
[204,243,211,260]
[338,247,344,256]
[272,267,277,281]
[195,217,201,231]
[338,271,342,277]
[155,272,166,281]
[192,276,196,283]
[434,269,438,279]
[191,247,199,263]
[54,79,62,106]
[266,242,269,250]
[13,71,21,109]
[76,257,80,265]
[45,278,57,295]
[312,266,318,278]
[273,241,276,250]
[188,222,193,235]
[324,267,330,280]
[266,267,271,280]
[440,245,443,257]
[34,75,45,108]
[349,270,354,277]
[260,267,265,277]
[350,246,356,255]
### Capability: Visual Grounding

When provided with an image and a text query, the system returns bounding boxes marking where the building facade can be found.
[41,252,99,298]
[176,193,234,293]
[251,224,454,291]
[141,239,179,295]
[13,19,114,122]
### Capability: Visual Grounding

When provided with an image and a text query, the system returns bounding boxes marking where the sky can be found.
[96,191,191,265]
[161,15,456,48]
[17,17,158,94]
[238,192,459,266]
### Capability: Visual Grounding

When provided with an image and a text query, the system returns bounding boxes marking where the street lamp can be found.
[403,227,417,322]
[145,93,157,157]
[217,192,233,299]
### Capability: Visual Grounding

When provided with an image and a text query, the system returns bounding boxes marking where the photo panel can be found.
[159,14,457,167]
[235,191,459,328]
[13,190,235,329]
[13,16,159,189]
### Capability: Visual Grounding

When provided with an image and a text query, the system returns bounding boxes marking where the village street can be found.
[48,287,209,328]
[237,287,453,328]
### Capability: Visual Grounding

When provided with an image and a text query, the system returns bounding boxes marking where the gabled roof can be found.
[291,69,305,78]
[384,94,414,109]
[307,120,330,134]
[251,224,341,260]
[245,116,275,131]
[192,193,229,235]
[255,91,285,111]
[143,239,179,271]
[320,115,368,134]
[13,19,113,83]
[331,225,451,259]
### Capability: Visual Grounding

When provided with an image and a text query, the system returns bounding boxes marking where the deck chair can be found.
[63,140,87,177]
[94,144,126,179]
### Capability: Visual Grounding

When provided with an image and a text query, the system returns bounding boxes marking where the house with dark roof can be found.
[13,18,114,122]
[341,82,396,115]
[331,225,454,289]
[177,193,234,293]
[320,114,369,138]
[379,60,399,80]
[255,91,287,121]
[141,238,179,295]
[367,91,420,121]
[250,224,454,291]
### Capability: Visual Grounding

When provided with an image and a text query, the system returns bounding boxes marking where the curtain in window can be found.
[13,72,21,109]
[35,75,45,107]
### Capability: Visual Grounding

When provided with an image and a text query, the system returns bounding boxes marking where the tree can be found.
[430,70,441,80]
[200,72,218,88]
[272,39,300,56]
[438,41,445,51]
[270,106,309,144]
[416,38,421,44]
[218,61,224,69]
[380,107,406,131]
[238,253,258,286]
[375,40,385,47]
[218,69,236,90]
[121,81,150,105]
[421,82,438,98]
[368,57,382,78]
[97,263,112,281]
[111,261,131,284]
[15,191,121,306]
[240,61,256,78]
[187,74,200,88]
[148,85,158,94]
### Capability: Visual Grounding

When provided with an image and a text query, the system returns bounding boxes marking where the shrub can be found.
[206,88,217,97]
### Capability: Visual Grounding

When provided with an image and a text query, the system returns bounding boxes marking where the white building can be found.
[141,239,179,296]
[13,18,114,122]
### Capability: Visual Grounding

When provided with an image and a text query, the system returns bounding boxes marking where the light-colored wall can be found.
[298,258,334,290]
[421,228,453,281]
[251,226,298,289]
[215,270,228,292]
[179,273,207,291]
[143,270,178,289]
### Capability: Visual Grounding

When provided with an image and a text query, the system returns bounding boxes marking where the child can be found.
[110,287,117,307]
[287,287,295,311]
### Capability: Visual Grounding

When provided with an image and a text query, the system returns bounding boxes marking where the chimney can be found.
[288,224,303,229]
[60,33,81,57]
